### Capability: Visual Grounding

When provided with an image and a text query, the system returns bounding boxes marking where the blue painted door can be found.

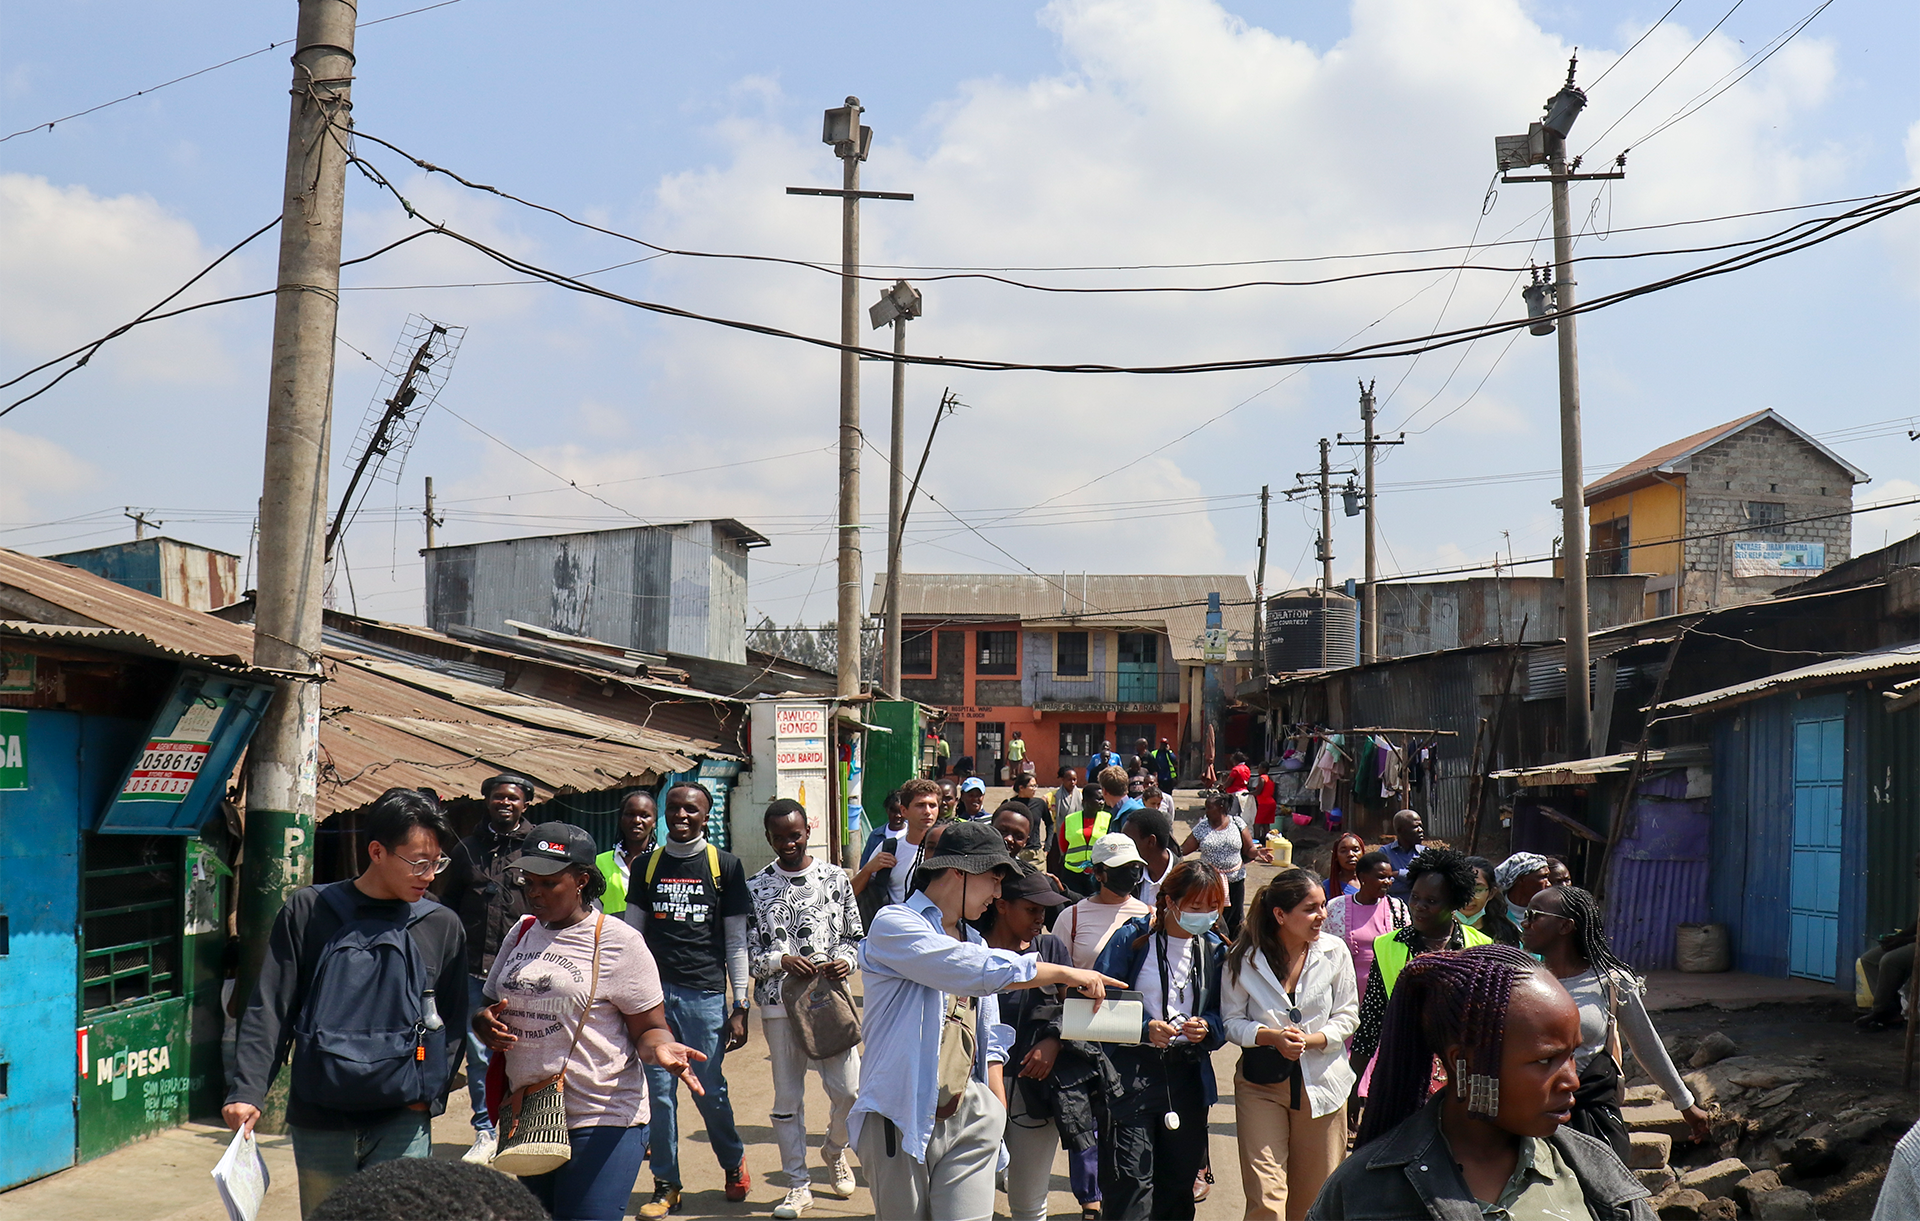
[1788,698,1846,981]
[1117,633,1160,703]
[0,711,82,1189]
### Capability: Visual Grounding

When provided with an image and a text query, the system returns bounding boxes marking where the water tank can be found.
[1265,591,1359,672]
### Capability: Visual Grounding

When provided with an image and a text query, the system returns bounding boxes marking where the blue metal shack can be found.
[49,537,240,612]
[1656,642,1920,988]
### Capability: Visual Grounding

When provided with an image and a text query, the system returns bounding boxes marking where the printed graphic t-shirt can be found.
[483,914,664,1127]
[635,847,752,992]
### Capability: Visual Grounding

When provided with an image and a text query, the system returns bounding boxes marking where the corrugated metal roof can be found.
[1654,641,1920,716]
[1490,744,1710,786]
[0,548,260,667]
[1583,409,1866,501]
[0,620,270,675]
[873,573,1257,663]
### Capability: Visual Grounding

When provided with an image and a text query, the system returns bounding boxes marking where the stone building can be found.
[1583,410,1866,616]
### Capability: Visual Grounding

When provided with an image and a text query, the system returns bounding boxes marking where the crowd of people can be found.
[223,764,1705,1221]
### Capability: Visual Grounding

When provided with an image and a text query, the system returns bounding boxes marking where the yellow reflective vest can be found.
[1060,807,1113,874]
[1371,921,1492,996]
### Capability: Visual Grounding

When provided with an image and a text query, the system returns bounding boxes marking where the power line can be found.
[1586,0,1689,90]
[1577,0,1748,160]
[0,0,465,143]
[1619,0,1838,155]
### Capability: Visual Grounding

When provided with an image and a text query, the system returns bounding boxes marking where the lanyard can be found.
[1153,926,1202,1023]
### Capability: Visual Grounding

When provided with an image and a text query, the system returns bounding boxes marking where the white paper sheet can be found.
[211,1126,269,1221]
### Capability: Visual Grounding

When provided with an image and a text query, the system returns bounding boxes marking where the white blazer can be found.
[1221,932,1360,1119]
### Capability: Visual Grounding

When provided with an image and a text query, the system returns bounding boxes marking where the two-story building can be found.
[877,574,1257,783]
[1582,410,1867,619]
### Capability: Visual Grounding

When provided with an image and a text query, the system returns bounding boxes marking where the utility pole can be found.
[124,508,163,541]
[1253,485,1270,672]
[1338,382,1401,662]
[1316,440,1335,595]
[787,99,913,696]
[871,280,923,695]
[241,0,355,1133]
[423,476,443,550]
[1496,56,1623,756]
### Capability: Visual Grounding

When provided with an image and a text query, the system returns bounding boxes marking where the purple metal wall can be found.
[1606,770,1711,970]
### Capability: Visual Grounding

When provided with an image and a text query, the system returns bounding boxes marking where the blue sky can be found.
[3,0,1916,626]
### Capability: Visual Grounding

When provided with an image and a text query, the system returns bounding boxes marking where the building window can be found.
[1747,501,1786,534]
[1058,723,1103,769]
[1055,630,1089,676]
[1653,588,1674,617]
[1589,517,1630,576]
[976,630,1018,675]
[1117,632,1159,665]
[901,628,934,675]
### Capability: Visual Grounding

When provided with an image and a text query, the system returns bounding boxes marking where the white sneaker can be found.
[462,1130,497,1165]
[827,1149,856,1199]
[772,1185,814,1218]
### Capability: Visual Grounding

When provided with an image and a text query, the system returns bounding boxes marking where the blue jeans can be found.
[289,1109,432,1218]
[466,974,494,1132]
[645,980,744,1186]
[522,1124,651,1221]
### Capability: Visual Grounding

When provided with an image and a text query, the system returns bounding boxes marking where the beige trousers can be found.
[1233,1070,1348,1221]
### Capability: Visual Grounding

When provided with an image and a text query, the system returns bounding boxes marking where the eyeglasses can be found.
[393,852,452,878]
[1471,884,1491,897]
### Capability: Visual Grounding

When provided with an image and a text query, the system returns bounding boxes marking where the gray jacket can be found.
[1306,1094,1655,1221]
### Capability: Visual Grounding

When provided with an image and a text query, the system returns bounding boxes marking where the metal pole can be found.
[242,0,355,1134]
[1550,150,1593,755]
[835,117,863,697]
[883,313,908,695]
[1253,485,1269,673]
[1318,439,1334,595]
[423,476,439,550]
[1361,382,1378,663]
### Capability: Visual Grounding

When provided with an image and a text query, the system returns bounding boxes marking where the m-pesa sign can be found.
[774,705,827,738]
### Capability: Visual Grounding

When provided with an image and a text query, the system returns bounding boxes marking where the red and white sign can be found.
[121,740,211,801]
[774,705,827,738]
[775,742,828,768]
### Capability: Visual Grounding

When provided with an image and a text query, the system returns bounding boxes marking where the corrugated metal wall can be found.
[1606,771,1711,971]
[1867,698,1920,935]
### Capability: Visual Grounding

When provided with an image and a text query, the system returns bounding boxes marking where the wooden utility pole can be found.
[1339,382,1400,662]
[1317,440,1335,595]
[240,0,356,1132]
[1253,484,1270,670]
[788,99,911,696]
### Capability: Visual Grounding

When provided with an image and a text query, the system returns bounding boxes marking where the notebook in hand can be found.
[1060,990,1145,1043]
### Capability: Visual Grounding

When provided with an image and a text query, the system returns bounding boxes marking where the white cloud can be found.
[0,427,98,521]
[0,174,243,385]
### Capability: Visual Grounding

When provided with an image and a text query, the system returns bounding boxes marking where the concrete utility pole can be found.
[871,280,923,695]
[124,508,163,541]
[1339,382,1401,663]
[1316,440,1335,595]
[1496,57,1623,757]
[241,0,356,1130]
[1253,485,1270,670]
[423,475,443,550]
[788,100,912,696]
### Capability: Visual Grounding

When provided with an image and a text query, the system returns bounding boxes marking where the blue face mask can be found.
[1176,909,1219,936]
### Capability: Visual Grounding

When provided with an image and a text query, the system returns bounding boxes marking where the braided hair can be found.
[309,1156,547,1219]
[1355,944,1543,1148]
[1552,885,1634,978]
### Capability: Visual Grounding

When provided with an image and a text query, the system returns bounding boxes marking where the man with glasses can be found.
[224,788,468,1217]
[436,772,536,1163]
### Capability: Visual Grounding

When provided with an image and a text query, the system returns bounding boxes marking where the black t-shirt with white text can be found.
[632,846,751,992]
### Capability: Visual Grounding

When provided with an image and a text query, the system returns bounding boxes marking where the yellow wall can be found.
[1588,477,1685,582]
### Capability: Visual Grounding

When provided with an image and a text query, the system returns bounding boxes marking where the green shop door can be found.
[0,711,83,1190]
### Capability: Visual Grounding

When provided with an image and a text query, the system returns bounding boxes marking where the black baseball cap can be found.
[507,821,596,875]
[483,773,536,800]
[1002,865,1069,907]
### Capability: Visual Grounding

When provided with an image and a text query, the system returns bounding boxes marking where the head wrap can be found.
[1493,852,1552,894]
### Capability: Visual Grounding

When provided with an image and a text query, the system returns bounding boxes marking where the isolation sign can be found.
[0,708,26,791]
[120,697,227,803]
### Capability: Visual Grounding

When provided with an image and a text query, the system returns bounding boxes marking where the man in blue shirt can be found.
[851,823,1121,1221]
[1381,808,1427,899]
[1087,740,1122,780]
[1096,765,1145,834]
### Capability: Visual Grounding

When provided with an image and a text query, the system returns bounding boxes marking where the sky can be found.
[2,0,1917,631]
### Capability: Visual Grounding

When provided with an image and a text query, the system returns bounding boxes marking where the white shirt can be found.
[887,836,923,905]
[1138,855,1175,911]
[1221,932,1360,1119]
[1139,935,1198,1024]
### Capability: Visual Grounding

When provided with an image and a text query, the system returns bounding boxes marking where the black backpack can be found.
[290,881,449,1112]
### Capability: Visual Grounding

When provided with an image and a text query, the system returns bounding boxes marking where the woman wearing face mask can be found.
[1223,869,1359,1221]
[1307,945,1654,1221]
[1058,834,1152,971]
[1460,857,1519,947]
[1092,859,1231,1221]
[1181,791,1273,940]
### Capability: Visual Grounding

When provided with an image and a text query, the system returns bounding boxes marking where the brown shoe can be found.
[1192,1168,1212,1203]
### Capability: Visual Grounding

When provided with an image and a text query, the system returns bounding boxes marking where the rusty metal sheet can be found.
[0,549,257,667]
[360,714,684,793]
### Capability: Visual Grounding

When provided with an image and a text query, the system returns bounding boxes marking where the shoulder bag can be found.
[783,968,862,1060]
[490,914,604,1176]
[935,992,977,1119]
[856,836,898,933]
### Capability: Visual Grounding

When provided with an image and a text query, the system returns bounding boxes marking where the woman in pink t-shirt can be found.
[1320,853,1407,1018]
